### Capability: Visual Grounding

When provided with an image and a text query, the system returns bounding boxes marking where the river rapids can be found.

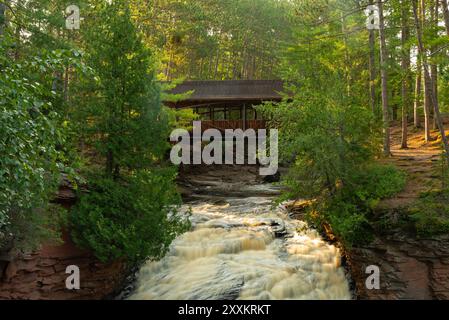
[128,175,351,300]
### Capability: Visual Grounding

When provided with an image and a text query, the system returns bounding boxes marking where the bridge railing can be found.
[200,120,266,132]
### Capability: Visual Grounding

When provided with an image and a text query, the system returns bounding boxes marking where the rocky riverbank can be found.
[0,179,129,300]
[348,232,449,299]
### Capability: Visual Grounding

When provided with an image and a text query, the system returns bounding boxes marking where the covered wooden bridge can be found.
[164,80,285,131]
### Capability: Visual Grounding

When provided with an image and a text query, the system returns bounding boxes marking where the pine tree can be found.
[79,1,170,177]
[70,1,187,263]
[378,0,391,156]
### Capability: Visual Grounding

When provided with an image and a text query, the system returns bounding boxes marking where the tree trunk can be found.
[414,62,422,128]
[420,0,433,142]
[401,0,411,149]
[369,1,377,116]
[423,66,433,140]
[0,1,7,37]
[341,12,351,96]
[378,0,391,156]
[106,149,114,177]
[413,0,449,164]
[64,68,70,102]
[431,0,439,130]
[442,0,449,36]
[214,49,220,79]
[13,0,21,60]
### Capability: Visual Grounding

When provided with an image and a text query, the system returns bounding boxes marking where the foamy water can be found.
[129,186,351,300]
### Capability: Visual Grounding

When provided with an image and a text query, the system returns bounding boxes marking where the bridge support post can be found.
[242,104,247,131]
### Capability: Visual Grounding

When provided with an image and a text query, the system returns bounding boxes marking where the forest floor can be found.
[377,123,448,211]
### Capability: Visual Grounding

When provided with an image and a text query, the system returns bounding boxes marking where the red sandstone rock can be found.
[348,234,449,300]
[0,180,127,300]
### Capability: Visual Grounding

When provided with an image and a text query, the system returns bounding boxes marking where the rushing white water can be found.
[129,184,351,300]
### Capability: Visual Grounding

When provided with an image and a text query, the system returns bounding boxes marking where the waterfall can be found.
[128,183,351,300]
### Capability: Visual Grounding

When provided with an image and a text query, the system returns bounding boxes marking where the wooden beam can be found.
[242,104,247,131]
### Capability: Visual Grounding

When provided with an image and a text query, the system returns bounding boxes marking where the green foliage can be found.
[349,165,407,207]
[410,189,449,237]
[75,1,170,175]
[69,1,186,263]
[409,154,449,238]
[132,0,294,80]
[1,0,189,263]
[257,0,407,247]
[258,62,380,204]
[4,0,447,262]
[70,169,189,263]
[263,93,407,246]
[0,37,80,251]
[310,164,406,247]
[161,79,199,131]
[323,201,371,247]
[166,107,199,131]
[258,0,381,202]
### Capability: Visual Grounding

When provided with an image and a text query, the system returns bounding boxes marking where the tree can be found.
[131,0,294,81]
[412,0,449,164]
[0,1,6,37]
[378,0,391,156]
[401,0,411,149]
[368,0,377,116]
[442,0,449,36]
[420,0,432,142]
[414,61,422,128]
[430,0,439,130]
[0,34,80,252]
[77,1,170,178]
[70,1,187,263]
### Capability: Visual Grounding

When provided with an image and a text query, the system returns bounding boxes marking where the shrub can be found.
[325,201,372,246]
[410,190,449,237]
[307,164,406,247]
[350,164,407,202]
[70,169,189,263]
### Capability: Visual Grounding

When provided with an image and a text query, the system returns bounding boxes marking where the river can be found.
[128,167,351,300]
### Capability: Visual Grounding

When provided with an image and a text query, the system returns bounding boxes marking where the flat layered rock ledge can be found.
[0,180,128,300]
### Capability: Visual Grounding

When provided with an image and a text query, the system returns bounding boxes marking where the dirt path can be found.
[378,125,447,210]
[350,123,449,300]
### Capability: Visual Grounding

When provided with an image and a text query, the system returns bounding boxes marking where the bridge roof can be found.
[165,80,284,108]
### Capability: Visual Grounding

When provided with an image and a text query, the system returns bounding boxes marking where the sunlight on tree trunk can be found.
[414,61,422,128]
[420,0,432,142]
[442,0,449,36]
[401,0,411,149]
[413,0,449,164]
